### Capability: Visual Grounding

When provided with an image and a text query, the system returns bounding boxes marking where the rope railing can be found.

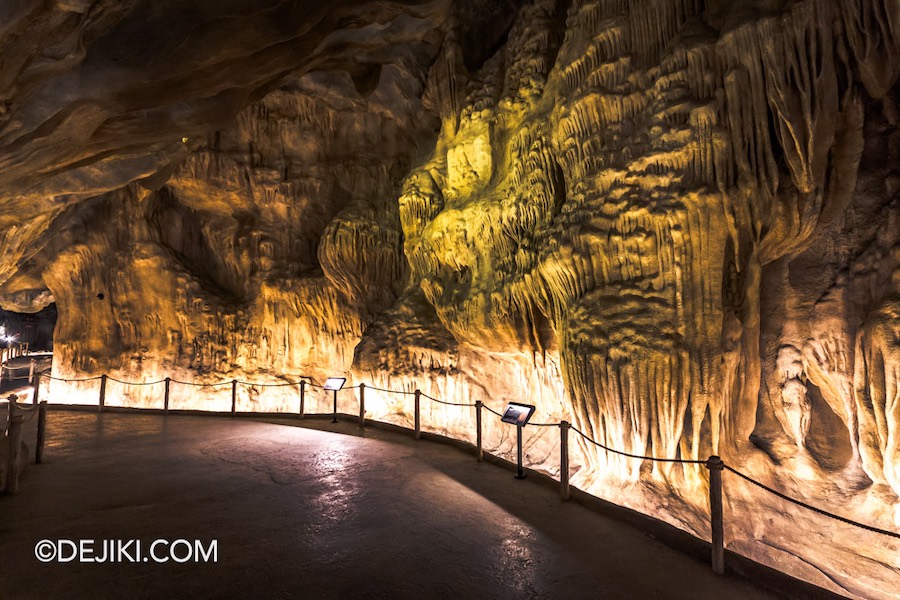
[236,379,308,388]
[571,425,707,465]
[169,379,234,387]
[420,392,475,407]
[724,465,900,540]
[35,368,900,579]
[43,374,104,382]
[106,376,167,386]
[2,397,40,419]
[3,399,38,411]
[1,356,42,387]
[482,403,504,417]
[3,394,48,495]
[367,385,417,395]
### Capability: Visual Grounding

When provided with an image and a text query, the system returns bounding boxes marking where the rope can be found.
[482,403,504,417]
[235,379,308,388]
[169,379,234,387]
[723,466,900,539]
[421,393,475,407]
[365,385,416,395]
[43,375,104,382]
[2,399,40,423]
[571,425,706,465]
[2,399,38,412]
[528,421,558,427]
[106,376,166,386]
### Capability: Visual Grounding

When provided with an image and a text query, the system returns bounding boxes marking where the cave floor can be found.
[0,411,781,600]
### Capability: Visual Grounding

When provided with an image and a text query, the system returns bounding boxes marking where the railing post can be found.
[28,359,34,389]
[414,389,421,440]
[36,401,47,464]
[475,401,483,462]
[6,397,23,494]
[299,381,305,419]
[358,383,366,427]
[707,455,725,575]
[98,374,107,413]
[31,371,41,405]
[231,380,238,415]
[560,420,570,500]
[163,377,171,415]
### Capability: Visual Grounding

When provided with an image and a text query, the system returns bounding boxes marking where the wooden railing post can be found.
[414,389,421,440]
[231,380,238,415]
[475,400,483,462]
[31,371,41,405]
[28,360,35,403]
[299,381,306,419]
[358,383,366,427]
[36,401,47,464]
[163,377,171,415]
[707,455,725,575]
[98,374,107,413]
[5,397,23,494]
[560,420,570,500]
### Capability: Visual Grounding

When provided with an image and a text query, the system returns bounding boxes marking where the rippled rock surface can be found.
[0,1,898,596]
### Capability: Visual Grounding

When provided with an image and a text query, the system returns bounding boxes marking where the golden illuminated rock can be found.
[0,0,898,597]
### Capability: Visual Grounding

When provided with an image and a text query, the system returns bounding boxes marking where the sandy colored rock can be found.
[0,1,897,597]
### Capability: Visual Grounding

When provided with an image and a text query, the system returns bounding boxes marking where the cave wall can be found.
[387,1,900,594]
[0,0,899,597]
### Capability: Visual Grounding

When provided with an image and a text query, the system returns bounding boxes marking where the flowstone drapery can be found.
[0,0,897,596]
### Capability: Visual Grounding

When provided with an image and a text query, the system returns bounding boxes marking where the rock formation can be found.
[0,0,898,596]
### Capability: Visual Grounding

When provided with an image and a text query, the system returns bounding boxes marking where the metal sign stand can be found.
[501,402,536,481]
[323,377,346,424]
[515,424,526,479]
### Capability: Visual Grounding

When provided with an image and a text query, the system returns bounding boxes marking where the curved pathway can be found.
[0,412,780,599]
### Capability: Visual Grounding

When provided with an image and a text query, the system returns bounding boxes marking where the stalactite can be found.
[0,0,896,594]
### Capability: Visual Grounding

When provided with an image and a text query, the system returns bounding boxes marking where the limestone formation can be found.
[0,0,898,597]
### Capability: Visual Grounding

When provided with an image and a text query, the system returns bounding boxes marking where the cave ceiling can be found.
[1,0,899,597]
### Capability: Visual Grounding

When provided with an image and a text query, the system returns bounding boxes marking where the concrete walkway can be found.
[1,411,782,599]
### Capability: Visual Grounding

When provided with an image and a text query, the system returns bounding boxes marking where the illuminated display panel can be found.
[323,377,346,391]
[501,402,535,426]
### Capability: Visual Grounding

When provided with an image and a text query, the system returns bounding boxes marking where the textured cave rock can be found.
[1,0,899,597]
